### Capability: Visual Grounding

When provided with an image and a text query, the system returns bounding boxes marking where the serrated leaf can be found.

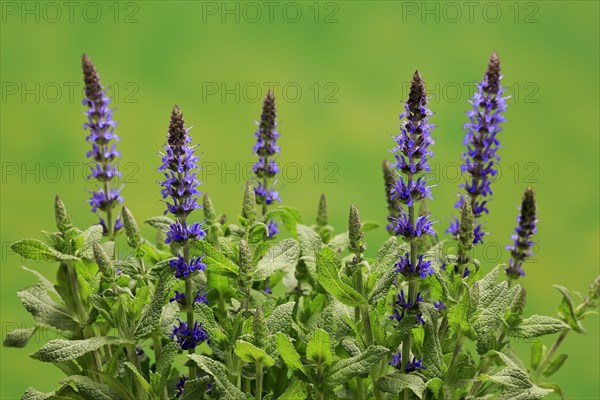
[235,340,275,367]
[554,285,585,333]
[21,387,56,400]
[124,361,151,392]
[188,354,246,400]
[191,240,239,277]
[275,333,306,375]
[277,379,308,400]
[144,216,176,231]
[194,302,228,345]
[254,239,300,280]
[368,267,396,305]
[266,302,295,335]
[3,326,37,348]
[307,328,333,365]
[180,377,213,400]
[425,377,442,399]
[316,247,366,307]
[11,239,78,262]
[152,342,179,395]
[17,281,78,331]
[31,337,126,362]
[420,303,444,378]
[296,224,323,279]
[135,271,175,339]
[370,236,398,277]
[543,354,568,377]
[79,225,104,260]
[510,315,570,339]
[60,375,119,400]
[326,345,389,389]
[377,371,426,398]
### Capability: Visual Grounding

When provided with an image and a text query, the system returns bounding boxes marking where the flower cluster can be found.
[390,290,425,324]
[82,54,123,235]
[252,90,281,232]
[395,253,433,279]
[505,187,537,279]
[389,351,425,373]
[170,319,210,350]
[389,71,435,239]
[448,52,507,244]
[159,105,209,351]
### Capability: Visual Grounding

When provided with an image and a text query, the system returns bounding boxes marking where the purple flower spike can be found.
[450,52,508,243]
[169,254,207,279]
[253,90,282,215]
[82,54,123,234]
[505,188,537,280]
[389,351,425,373]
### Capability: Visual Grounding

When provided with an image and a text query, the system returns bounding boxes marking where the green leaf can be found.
[254,239,300,280]
[510,315,570,339]
[277,379,308,400]
[21,387,56,400]
[266,302,295,335]
[191,240,239,277]
[17,280,79,331]
[369,236,398,277]
[307,328,333,365]
[31,337,126,362]
[554,285,585,333]
[543,354,568,377]
[11,239,79,262]
[79,225,104,260]
[368,267,396,305]
[447,286,474,338]
[60,375,120,400]
[530,339,545,370]
[420,303,444,378]
[194,302,228,345]
[316,247,366,307]
[3,326,37,348]
[296,223,323,278]
[188,354,246,400]
[180,377,213,400]
[152,342,179,395]
[326,345,389,390]
[235,340,275,367]
[135,271,175,339]
[361,220,380,232]
[124,361,151,392]
[144,216,176,231]
[425,377,443,399]
[275,333,306,374]
[377,371,426,398]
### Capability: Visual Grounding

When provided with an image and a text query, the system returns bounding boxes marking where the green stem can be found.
[126,345,148,400]
[445,333,464,381]
[255,362,263,400]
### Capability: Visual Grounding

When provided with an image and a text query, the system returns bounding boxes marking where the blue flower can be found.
[169,290,210,305]
[267,218,279,238]
[165,221,205,244]
[390,290,426,323]
[169,255,207,279]
[176,375,186,398]
[450,52,507,244]
[389,351,425,373]
[394,253,434,279]
[170,319,210,350]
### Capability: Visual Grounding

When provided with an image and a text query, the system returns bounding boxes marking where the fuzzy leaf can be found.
[368,267,396,305]
[125,361,151,392]
[21,388,56,400]
[277,379,308,400]
[11,239,78,262]
[194,302,228,345]
[79,225,104,260]
[31,337,126,362]
[135,271,175,339]
[377,372,426,398]
[316,247,366,307]
[144,216,176,231]
[510,315,570,339]
[235,340,275,367]
[554,285,585,333]
[266,302,295,335]
[543,354,568,377]
[18,281,78,331]
[188,354,246,400]
[420,303,444,378]
[191,240,239,277]
[60,375,119,400]
[254,239,300,280]
[369,236,398,277]
[275,333,306,374]
[296,223,323,276]
[307,328,333,365]
[530,339,544,370]
[152,342,179,395]
[326,345,389,389]
[3,326,37,348]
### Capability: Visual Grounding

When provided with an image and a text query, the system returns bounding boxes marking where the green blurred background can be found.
[1,0,598,398]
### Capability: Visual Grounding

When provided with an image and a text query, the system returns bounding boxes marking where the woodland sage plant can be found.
[5,53,599,400]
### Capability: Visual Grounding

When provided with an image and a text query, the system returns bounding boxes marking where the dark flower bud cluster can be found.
[389,351,425,373]
[505,187,537,279]
[169,290,209,306]
[390,290,425,324]
[82,54,123,235]
[448,52,508,244]
[170,319,210,350]
[253,90,281,211]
